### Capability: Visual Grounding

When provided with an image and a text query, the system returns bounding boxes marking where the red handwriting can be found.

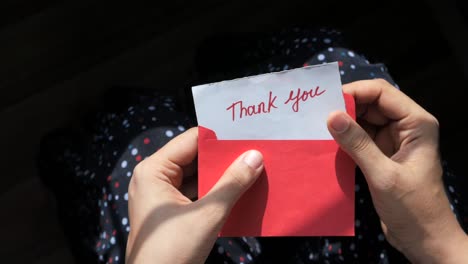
[284,86,326,112]
[226,91,278,121]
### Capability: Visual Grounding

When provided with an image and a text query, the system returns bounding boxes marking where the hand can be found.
[327,79,468,263]
[125,127,263,264]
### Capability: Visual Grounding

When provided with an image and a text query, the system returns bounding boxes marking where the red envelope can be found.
[198,94,356,237]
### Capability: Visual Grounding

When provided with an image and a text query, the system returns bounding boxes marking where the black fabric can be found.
[38,28,466,264]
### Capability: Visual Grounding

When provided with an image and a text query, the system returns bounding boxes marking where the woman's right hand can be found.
[327,79,468,263]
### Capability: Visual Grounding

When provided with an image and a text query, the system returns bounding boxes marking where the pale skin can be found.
[126,79,468,263]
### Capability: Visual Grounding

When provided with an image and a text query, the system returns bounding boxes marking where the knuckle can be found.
[375,78,389,86]
[128,162,146,196]
[374,78,396,91]
[132,161,146,182]
[414,113,440,134]
[425,113,439,128]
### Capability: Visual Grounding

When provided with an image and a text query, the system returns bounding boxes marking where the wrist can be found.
[408,220,468,263]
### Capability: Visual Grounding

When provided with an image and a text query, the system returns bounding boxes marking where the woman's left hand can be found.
[125,127,264,264]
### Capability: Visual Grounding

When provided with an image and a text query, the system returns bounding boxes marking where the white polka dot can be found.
[380,253,385,259]
[378,233,385,241]
[247,253,252,260]
[115,256,119,261]
[108,194,112,201]
[102,244,106,250]
[124,193,129,201]
[350,243,356,251]
[99,255,104,261]
[108,136,113,141]
[355,219,361,227]
[102,231,106,239]
[448,185,454,193]
[115,195,119,201]
[347,51,355,57]
[104,202,108,207]
[340,70,345,75]
[177,125,185,131]
[131,148,138,156]
[165,130,174,137]
[126,171,132,177]
[121,160,127,168]
[148,106,156,111]
[350,64,356,69]
[110,237,116,245]
[327,47,334,52]
[317,54,325,61]
[151,117,157,121]
[100,210,104,216]
[126,226,130,232]
[122,217,128,225]
[309,253,314,260]
[323,38,331,44]
[217,246,224,254]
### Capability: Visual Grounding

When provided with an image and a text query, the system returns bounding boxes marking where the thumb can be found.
[327,111,390,177]
[198,150,264,219]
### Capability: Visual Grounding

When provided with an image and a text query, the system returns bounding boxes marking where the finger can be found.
[146,127,198,167]
[197,150,264,218]
[343,79,425,121]
[139,127,198,188]
[327,111,391,178]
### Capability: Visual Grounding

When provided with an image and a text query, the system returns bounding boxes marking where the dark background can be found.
[0,0,467,263]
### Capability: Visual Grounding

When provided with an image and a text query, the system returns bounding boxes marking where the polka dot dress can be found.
[38,28,466,264]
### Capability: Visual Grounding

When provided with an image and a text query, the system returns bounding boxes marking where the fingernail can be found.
[242,150,263,169]
[330,112,350,133]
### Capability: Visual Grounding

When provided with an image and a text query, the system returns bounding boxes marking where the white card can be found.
[192,62,345,140]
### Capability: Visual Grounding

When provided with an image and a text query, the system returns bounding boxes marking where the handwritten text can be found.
[226,91,278,121]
